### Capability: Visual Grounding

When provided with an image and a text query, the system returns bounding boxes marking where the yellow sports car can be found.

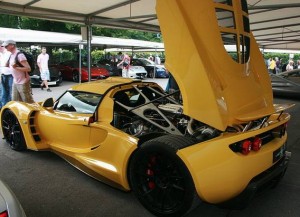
[0,0,293,217]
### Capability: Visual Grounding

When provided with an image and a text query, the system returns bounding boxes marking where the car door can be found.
[38,111,92,150]
[38,91,103,150]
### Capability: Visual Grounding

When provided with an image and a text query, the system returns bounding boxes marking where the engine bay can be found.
[112,84,220,142]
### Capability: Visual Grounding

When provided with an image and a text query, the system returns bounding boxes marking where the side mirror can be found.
[42,98,54,107]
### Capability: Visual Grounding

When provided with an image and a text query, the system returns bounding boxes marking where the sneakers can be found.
[41,84,51,92]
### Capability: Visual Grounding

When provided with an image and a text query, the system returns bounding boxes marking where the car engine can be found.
[112,85,220,143]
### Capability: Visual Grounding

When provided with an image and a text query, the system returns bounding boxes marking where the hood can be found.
[156,0,274,131]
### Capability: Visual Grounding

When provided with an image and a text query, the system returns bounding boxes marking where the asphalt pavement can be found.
[0,79,299,217]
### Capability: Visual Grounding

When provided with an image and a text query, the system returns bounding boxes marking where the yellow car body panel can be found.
[178,113,290,203]
[0,0,293,215]
[1,79,145,190]
[157,0,274,131]
[69,77,135,95]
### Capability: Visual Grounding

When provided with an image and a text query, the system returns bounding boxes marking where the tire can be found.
[129,135,196,217]
[1,109,27,151]
[149,69,154,78]
[72,71,79,82]
[56,75,63,86]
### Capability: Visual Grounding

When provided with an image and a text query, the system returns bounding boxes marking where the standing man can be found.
[0,40,13,109]
[155,54,161,65]
[2,40,34,103]
[37,47,51,92]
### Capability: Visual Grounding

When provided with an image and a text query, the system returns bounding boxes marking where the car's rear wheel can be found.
[72,71,79,82]
[1,109,27,151]
[129,135,196,217]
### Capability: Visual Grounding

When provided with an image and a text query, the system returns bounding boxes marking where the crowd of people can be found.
[0,39,55,110]
[266,57,300,74]
[102,51,164,77]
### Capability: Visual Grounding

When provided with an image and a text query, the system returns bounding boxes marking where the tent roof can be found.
[0,27,164,49]
[0,0,300,50]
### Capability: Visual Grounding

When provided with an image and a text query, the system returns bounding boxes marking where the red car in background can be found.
[57,60,110,82]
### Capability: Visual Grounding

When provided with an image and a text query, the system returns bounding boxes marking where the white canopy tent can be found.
[1,0,300,80]
[0,27,164,49]
[1,0,300,50]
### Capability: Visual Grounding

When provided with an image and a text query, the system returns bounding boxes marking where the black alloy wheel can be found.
[1,109,27,151]
[129,135,196,217]
[72,71,80,82]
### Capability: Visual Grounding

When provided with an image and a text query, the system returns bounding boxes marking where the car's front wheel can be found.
[1,109,27,151]
[72,71,79,82]
[129,135,196,217]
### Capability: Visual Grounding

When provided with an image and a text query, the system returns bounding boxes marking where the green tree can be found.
[0,14,161,42]
[0,14,20,28]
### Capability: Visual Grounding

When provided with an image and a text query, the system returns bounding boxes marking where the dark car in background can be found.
[57,60,110,82]
[270,68,300,98]
[131,58,169,78]
[30,66,63,87]
[97,59,120,76]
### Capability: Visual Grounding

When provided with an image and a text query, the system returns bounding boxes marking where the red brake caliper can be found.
[147,156,156,189]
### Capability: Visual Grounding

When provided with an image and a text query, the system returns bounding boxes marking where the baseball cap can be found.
[1,39,16,47]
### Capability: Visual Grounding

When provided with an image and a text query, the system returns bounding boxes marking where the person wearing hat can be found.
[2,40,34,103]
[0,40,12,109]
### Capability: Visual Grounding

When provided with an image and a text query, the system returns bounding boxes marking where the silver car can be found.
[0,179,26,217]
[122,65,147,78]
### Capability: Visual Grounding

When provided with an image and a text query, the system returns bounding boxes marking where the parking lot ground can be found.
[0,79,300,217]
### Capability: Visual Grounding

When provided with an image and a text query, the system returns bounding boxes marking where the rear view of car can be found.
[88,67,110,81]
[0,179,26,217]
[57,60,110,82]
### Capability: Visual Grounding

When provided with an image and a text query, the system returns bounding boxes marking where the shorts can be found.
[40,69,50,81]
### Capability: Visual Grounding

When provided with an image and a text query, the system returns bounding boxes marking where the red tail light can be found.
[252,137,262,151]
[0,211,8,217]
[148,181,155,189]
[241,140,252,155]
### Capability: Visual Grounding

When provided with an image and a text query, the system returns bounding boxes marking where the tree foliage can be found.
[0,14,161,42]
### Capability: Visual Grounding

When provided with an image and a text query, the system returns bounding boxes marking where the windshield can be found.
[55,91,102,113]
[140,59,155,65]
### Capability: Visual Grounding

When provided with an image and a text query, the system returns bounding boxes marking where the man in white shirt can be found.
[155,54,161,65]
[37,47,51,92]
[0,40,13,109]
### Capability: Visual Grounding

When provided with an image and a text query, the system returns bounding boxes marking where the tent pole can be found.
[79,43,83,83]
[87,25,92,82]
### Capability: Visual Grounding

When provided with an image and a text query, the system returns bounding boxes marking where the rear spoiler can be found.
[236,103,294,123]
[274,103,295,113]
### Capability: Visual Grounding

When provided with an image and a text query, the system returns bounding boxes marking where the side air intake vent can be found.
[29,111,41,142]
